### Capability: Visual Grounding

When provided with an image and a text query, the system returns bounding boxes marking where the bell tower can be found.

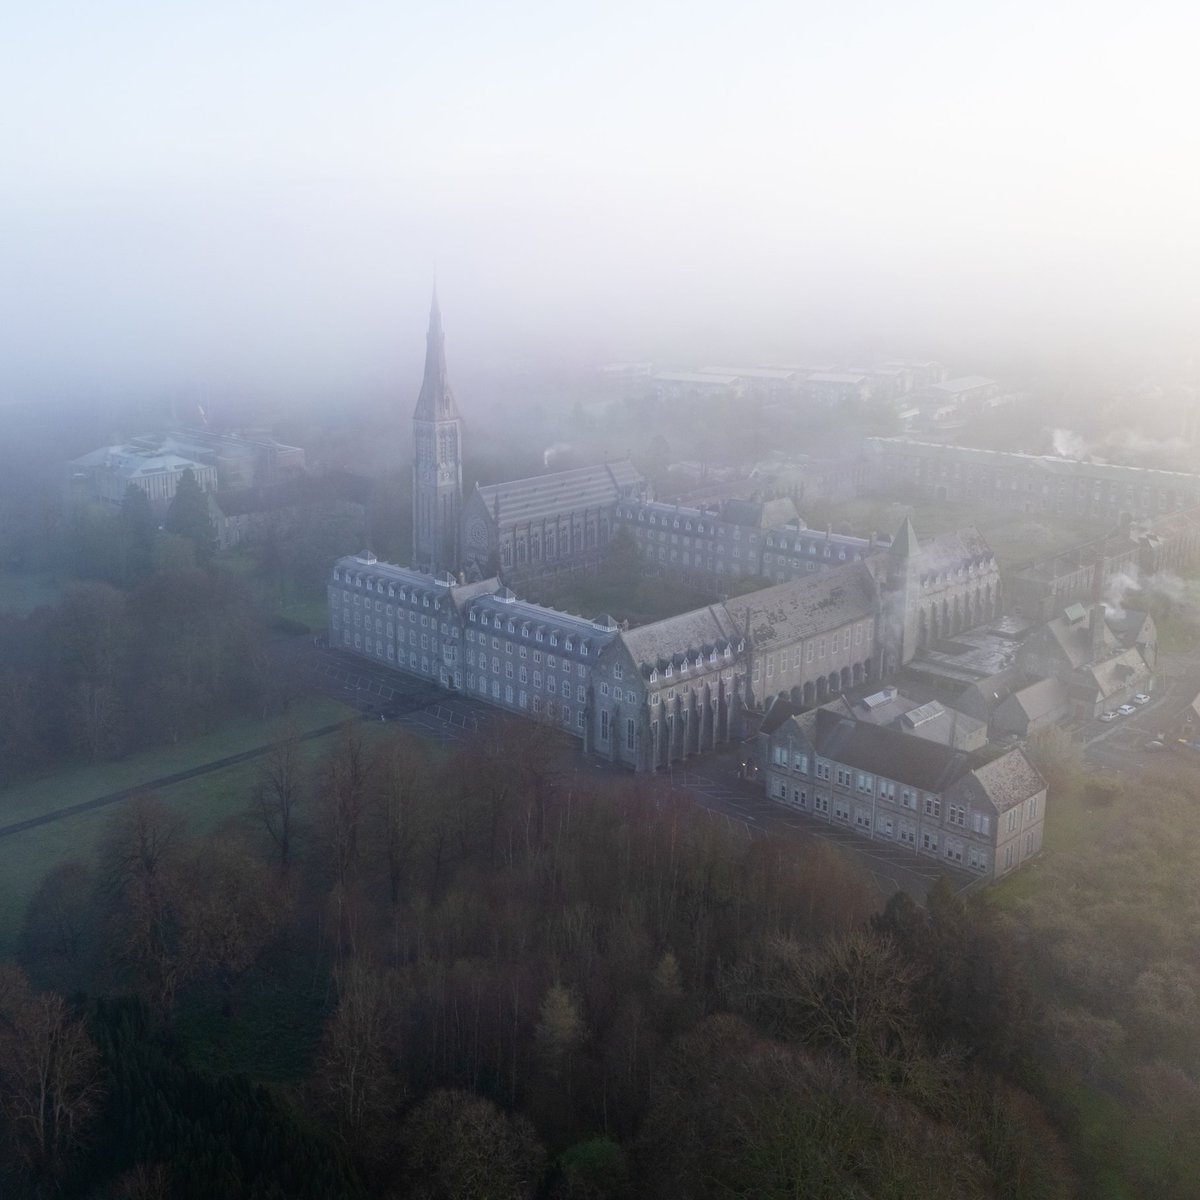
[412,287,463,575]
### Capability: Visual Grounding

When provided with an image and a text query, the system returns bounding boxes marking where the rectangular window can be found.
[626,718,635,751]
[792,751,808,773]
[924,796,941,819]
[1027,794,1040,819]
[773,746,788,766]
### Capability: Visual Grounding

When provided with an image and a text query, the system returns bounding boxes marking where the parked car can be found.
[1133,693,1151,705]
[1099,710,1118,722]
[1118,704,1137,716]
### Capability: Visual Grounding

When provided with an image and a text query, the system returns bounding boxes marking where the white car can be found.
[1099,711,1118,722]
[1133,693,1151,705]
[1117,704,1137,716]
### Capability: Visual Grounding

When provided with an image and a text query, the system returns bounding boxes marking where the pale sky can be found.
[2,0,1198,398]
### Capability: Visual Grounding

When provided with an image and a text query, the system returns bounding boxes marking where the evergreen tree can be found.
[117,483,156,585]
[164,470,215,565]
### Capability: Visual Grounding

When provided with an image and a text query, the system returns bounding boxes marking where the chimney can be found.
[1089,603,1106,663]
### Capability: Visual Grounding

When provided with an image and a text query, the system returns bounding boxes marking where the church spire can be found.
[414,285,459,421]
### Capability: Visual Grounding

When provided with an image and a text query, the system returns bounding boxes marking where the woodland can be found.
[6,706,1195,1200]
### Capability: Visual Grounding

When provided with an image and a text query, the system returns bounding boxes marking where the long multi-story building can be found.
[867,437,1200,519]
[759,705,1046,882]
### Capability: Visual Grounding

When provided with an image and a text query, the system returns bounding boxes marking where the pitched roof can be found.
[1075,648,1151,700]
[475,460,644,527]
[952,749,1046,813]
[614,561,878,672]
[996,677,1069,724]
[720,496,801,528]
[813,708,969,792]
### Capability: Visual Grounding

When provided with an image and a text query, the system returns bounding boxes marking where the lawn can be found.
[0,694,359,956]
[0,568,63,614]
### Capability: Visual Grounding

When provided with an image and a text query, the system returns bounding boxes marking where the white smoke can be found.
[543,442,572,467]
[1050,428,1088,459]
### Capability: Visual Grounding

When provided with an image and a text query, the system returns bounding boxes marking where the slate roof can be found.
[1076,648,1151,700]
[792,710,1045,810]
[813,709,969,792]
[723,563,879,652]
[475,460,644,528]
[951,749,1046,814]
[996,678,1069,724]
[721,496,801,528]
[914,527,996,574]
[614,561,878,674]
[868,437,1200,488]
[1040,609,1119,669]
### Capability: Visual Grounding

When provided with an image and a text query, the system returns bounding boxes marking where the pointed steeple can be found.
[414,285,460,421]
[890,516,920,559]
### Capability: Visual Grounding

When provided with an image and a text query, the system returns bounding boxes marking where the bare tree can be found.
[96,793,192,1014]
[0,964,104,1181]
[254,723,306,870]
[309,957,403,1168]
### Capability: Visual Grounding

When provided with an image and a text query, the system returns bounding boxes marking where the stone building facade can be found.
[866,437,1200,519]
[760,706,1047,882]
[461,461,648,580]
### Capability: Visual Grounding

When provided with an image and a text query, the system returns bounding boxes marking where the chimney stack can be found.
[1089,603,1106,663]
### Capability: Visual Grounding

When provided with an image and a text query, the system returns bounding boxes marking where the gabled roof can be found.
[950,750,1046,814]
[474,460,644,527]
[1075,648,1151,700]
[720,496,801,529]
[813,708,969,792]
[995,677,1069,724]
[613,561,878,674]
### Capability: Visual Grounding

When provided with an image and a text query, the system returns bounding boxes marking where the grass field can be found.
[0,569,63,614]
[0,694,359,956]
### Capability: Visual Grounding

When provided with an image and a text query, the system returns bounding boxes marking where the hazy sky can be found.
[3,0,1198,398]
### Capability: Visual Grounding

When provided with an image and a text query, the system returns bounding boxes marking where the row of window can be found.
[770,751,997,833]
[769,779,992,871]
[465,609,593,653]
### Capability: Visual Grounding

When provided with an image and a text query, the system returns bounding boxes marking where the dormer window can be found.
[649,669,658,683]
[665,665,673,678]
[469,611,477,622]
[550,634,558,647]
[564,639,573,652]
[536,630,544,642]
[680,659,688,673]
[333,569,341,582]
[581,644,589,656]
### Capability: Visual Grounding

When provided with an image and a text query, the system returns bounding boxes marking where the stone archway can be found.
[840,666,851,691]
[852,662,864,685]
[828,671,840,695]
[802,681,815,707]
[816,677,828,701]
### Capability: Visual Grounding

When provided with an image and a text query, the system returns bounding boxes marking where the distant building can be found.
[67,428,305,515]
[66,445,219,513]
[760,704,1046,882]
[651,371,740,401]
[803,372,872,406]
[867,437,1200,519]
